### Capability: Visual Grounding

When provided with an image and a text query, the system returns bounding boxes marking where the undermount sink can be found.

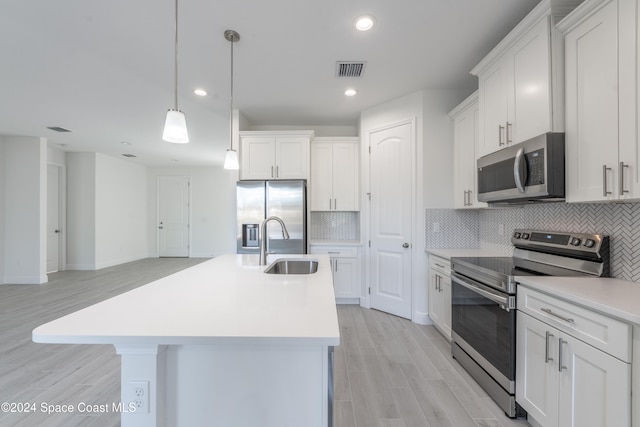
[264,259,319,275]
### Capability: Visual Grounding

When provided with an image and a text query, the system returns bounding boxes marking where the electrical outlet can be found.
[433,222,441,233]
[128,380,149,414]
[498,224,505,236]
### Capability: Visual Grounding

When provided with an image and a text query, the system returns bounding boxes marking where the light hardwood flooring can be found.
[0,258,530,427]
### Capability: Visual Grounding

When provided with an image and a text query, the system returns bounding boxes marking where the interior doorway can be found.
[157,176,190,257]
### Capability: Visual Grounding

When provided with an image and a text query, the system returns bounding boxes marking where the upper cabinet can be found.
[559,0,640,202]
[449,92,487,209]
[310,137,359,211]
[472,0,577,157]
[239,131,313,180]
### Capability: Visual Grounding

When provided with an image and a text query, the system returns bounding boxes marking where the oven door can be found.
[451,272,516,392]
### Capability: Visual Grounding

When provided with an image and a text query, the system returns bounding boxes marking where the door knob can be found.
[54,229,60,233]
[402,242,410,248]
[158,226,163,229]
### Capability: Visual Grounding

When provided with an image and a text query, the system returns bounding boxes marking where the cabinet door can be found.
[564,0,619,202]
[428,271,443,329]
[440,274,451,339]
[509,17,552,144]
[333,257,358,298]
[310,143,333,210]
[453,103,480,208]
[558,333,631,427]
[478,59,509,157]
[240,137,276,180]
[516,312,559,427]
[332,143,358,211]
[275,137,308,179]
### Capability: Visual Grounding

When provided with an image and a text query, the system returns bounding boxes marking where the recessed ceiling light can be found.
[354,15,376,31]
[121,141,132,146]
[344,88,357,97]
[194,88,207,96]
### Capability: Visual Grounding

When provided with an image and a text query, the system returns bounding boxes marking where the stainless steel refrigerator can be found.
[236,180,307,254]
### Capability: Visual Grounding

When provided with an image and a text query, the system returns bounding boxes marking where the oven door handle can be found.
[451,273,514,311]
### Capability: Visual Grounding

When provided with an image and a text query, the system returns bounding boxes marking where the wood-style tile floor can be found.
[0,258,531,426]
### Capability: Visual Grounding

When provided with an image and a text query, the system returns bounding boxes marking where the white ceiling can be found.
[0,0,540,166]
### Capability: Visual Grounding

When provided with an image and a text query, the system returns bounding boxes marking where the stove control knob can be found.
[521,233,530,239]
[584,239,596,248]
[513,232,521,239]
[570,238,582,246]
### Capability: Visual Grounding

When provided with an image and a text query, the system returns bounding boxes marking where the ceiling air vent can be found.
[46,126,72,133]
[122,153,137,158]
[335,61,366,78]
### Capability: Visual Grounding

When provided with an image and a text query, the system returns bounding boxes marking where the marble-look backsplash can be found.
[426,203,640,282]
[310,211,360,241]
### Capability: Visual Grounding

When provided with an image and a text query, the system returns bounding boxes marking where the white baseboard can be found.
[66,263,97,271]
[413,311,432,325]
[2,274,48,285]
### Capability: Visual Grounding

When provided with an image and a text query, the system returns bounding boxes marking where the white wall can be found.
[2,136,47,284]
[0,138,5,282]
[66,152,97,270]
[147,166,236,258]
[249,125,358,137]
[95,154,149,269]
[359,89,466,324]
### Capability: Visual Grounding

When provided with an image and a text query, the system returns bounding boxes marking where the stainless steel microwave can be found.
[477,132,565,204]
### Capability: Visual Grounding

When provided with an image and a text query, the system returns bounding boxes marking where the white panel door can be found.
[369,122,413,319]
[158,176,190,257]
[47,164,61,273]
[564,0,619,202]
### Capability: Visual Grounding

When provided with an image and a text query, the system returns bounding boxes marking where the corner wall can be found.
[66,153,97,270]
[2,136,47,284]
[0,138,5,282]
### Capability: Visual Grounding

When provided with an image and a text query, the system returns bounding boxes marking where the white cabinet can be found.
[472,0,569,157]
[517,286,631,427]
[559,0,640,202]
[428,255,451,339]
[309,245,360,303]
[239,131,312,180]
[310,137,359,211]
[449,92,487,209]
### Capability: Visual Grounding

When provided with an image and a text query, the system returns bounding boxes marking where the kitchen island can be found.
[32,254,339,427]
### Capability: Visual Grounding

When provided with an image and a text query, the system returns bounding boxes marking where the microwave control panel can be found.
[525,149,545,185]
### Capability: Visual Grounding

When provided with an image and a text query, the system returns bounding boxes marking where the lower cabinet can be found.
[517,287,631,427]
[428,255,451,339]
[309,245,360,304]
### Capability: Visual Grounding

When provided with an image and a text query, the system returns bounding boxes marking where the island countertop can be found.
[33,254,340,346]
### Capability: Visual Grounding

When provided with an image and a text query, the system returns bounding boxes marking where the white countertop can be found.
[516,276,640,326]
[33,254,340,346]
[425,248,513,259]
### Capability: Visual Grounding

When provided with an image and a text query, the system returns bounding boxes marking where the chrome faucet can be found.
[260,216,290,265]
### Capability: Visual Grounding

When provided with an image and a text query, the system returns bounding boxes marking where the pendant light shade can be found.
[163,109,189,144]
[223,29,240,170]
[163,0,189,143]
[223,148,239,169]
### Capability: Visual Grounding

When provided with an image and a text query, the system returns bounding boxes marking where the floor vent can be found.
[46,126,72,132]
[335,61,366,77]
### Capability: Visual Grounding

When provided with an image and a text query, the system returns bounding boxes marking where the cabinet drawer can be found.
[429,256,451,275]
[518,286,631,362]
[309,246,358,258]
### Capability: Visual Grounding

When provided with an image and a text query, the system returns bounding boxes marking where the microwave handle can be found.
[514,148,527,193]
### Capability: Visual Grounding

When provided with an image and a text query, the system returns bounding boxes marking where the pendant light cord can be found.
[173,0,179,110]
[229,35,234,150]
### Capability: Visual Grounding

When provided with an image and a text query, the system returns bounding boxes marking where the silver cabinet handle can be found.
[498,124,505,146]
[271,165,274,178]
[434,263,444,268]
[506,121,513,144]
[603,165,612,196]
[335,259,338,272]
[334,198,337,210]
[158,226,163,229]
[619,162,629,195]
[436,274,441,292]
[329,198,332,210]
[402,242,410,248]
[558,338,568,372]
[541,308,575,324]
[276,165,279,178]
[545,331,554,363]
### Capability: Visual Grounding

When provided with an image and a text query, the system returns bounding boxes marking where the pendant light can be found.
[223,30,240,170]
[162,0,189,143]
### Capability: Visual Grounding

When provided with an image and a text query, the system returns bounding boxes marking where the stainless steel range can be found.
[450,229,610,418]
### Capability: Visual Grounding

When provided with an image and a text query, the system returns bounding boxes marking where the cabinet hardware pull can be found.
[335,198,337,210]
[437,275,441,292]
[541,308,575,324]
[276,165,279,178]
[327,251,340,254]
[498,125,505,146]
[271,165,274,178]
[545,331,554,363]
[335,260,338,272]
[329,198,332,210]
[602,165,612,196]
[435,263,444,268]
[619,162,629,195]
[558,338,568,372]
[506,122,512,144]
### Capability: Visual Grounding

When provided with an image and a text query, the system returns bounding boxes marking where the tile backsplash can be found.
[426,203,640,282]
[310,211,360,241]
